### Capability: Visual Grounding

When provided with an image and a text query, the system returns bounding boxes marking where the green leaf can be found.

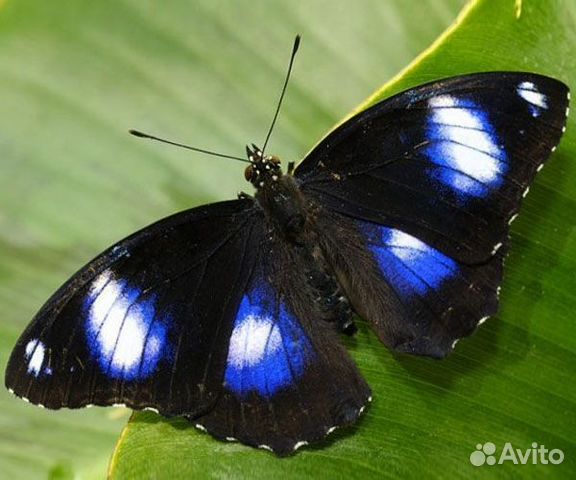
[0,0,464,478]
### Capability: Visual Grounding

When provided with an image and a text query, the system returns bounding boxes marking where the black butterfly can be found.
[5,37,569,456]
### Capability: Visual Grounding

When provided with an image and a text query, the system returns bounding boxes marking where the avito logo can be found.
[470,442,564,466]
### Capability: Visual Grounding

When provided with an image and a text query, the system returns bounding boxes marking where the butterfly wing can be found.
[6,197,371,454]
[296,72,569,263]
[295,72,569,357]
[195,230,370,455]
[315,210,506,358]
[5,199,260,415]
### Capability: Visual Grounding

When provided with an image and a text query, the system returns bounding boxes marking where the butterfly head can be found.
[244,144,282,188]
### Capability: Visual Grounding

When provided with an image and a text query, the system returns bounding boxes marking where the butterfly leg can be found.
[323,290,356,335]
[306,268,356,335]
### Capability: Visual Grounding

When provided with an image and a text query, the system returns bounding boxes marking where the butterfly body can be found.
[5,72,569,455]
[251,162,307,243]
[246,144,358,336]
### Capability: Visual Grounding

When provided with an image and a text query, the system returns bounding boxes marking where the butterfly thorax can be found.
[245,145,308,243]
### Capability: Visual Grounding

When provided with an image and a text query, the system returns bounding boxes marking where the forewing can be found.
[296,72,569,263]
[5,199,259,416]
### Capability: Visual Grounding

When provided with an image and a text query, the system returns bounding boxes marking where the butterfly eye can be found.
[244,165,255,182]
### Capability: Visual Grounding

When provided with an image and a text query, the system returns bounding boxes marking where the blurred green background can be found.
[1,0,575,479]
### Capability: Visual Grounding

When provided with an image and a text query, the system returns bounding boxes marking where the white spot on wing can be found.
[227,315,281,368]
[88,273,152,375]
[293,441,308,451]
[429,95,484,129]
[478,316,489,325]
[25,339,46,377]
[90,272,121,322]
[91,270,113,295]
[517,81,548,109]
[195,423,207,432]
[451,128,500,156]
[491,242,503,255]
[386,230,428,262]
[428,95,504,187]
[438,143,502,184]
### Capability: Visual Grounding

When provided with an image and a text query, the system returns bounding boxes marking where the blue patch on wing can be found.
[224,278,314,399]
[83,270,169,381]
[360,221,458,299]
[424,95,508,198]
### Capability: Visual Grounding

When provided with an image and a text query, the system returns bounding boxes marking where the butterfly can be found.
[4,35,570,456]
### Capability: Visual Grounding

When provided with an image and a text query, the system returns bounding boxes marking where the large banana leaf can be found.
[0,0,465,478]
[2,0,575,479]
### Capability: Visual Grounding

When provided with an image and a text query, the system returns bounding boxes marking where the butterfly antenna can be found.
[129,129,250,163]
[261,35,301,156]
